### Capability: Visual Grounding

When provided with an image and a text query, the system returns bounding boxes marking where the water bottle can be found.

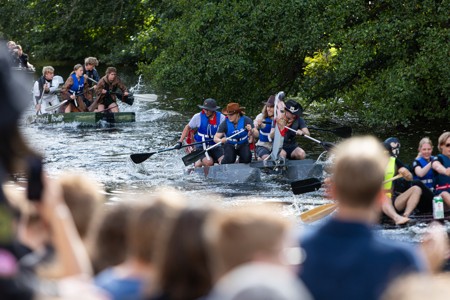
[433,195,444,219]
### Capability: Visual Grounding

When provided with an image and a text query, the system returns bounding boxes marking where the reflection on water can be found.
[18,70,450,244]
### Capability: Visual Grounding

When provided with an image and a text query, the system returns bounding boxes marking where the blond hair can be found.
[437,132,450,152]
[330,136,388,207]
[84,57,99,66]
[418,137,433,152]
[58,172,104,239]
[42,66,54,76]
[207,205,290,278]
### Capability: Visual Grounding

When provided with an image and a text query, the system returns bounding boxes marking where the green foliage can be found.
[1,0,448,127]
[0,0,154,64]
[301,0,450,126]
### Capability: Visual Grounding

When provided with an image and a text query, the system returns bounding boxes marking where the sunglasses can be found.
[444,143,450,148]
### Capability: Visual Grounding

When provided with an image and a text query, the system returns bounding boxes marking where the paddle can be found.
[298,174,404,223]
[309,126,352,139]
[291,177,321,195]
[130,140,213,164]
[285,126,335,151]
[45,86,95,112]
[181,129,245,166]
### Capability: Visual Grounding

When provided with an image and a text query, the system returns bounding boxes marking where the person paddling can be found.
[431,132,450,207]
[251,95,276,160]
[93,67,129,113]
[214,103,254,164]
[176,98,226,167]
[278,99,309,160]
[61,64,90,112]
[32,66,63,114]
[381,137,421,224]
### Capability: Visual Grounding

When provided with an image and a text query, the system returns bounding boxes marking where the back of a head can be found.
[58,173,104,239]
[331,136,388,207]
[207,206,290,277]
[156,206,216,300]
[128,192,183,264]
[90,203,132,274]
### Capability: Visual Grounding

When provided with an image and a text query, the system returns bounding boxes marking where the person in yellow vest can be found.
[381,137,422,224]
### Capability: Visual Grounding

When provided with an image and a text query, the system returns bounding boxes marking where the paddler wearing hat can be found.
[214,102,255,164]
[278,99,309,160]
[176,98,226,167]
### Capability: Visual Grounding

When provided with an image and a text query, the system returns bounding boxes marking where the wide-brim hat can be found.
[198,98,220,111]
[284,99,303,117]
[261,95,275,106]
[222,102,245,115]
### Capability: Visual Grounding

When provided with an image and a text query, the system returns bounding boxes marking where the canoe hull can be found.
[28,112,135,124]
[250,159,323,182]
[186,159,323,183]
[187,163,262,183]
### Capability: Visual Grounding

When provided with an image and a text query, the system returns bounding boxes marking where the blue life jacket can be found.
[226,117,248,145]
[69,73,85,95]
[435,154,450,194]
[413,156,435,190]
[194,111,222,147]
[258,117,272,143]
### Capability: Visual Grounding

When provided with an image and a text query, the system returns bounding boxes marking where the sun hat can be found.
[198,98,220,111]
[261,95,275,106]
[222,103,245,115]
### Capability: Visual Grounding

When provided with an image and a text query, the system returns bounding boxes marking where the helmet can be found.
[383,137,400,157]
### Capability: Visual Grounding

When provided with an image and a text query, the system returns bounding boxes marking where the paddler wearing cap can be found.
[278,99,309,160]
[214,102,254,164]
[176,98,226,167]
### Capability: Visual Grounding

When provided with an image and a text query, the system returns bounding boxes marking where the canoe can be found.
[27,112,135,125]
[185,158,323,184]
[250,158,323,182]
[186,163,262,183]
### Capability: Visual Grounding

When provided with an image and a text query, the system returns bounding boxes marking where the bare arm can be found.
[39,177,92,277]
[414,161,433,178]
[398,167,413,181]
[214,132,225,144]
[432,160,450,176]
[178,124,193,143]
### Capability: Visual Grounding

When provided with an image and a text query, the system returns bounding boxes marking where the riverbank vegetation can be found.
[1,0,448,126]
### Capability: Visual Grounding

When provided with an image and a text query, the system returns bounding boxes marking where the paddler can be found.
[214,102,254,164]
[176,98,226,167]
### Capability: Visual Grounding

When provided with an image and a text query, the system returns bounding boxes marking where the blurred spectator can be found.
[206,205,312,300]
[95,191,183,300]
[150,205,217,300]
[382,273,450,300]
[299,136,448,300]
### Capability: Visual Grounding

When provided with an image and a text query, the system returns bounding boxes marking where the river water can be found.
[17,66,449,246]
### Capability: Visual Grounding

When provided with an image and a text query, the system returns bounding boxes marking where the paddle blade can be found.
[130,153,153,164]
[332,126,352,138]
[300,203,337,223]
[321,141,335,151]
[122,95,134,106]
[182,149,206,166]
[291,178,322,195]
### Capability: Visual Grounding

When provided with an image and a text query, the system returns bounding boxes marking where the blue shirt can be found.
[299,218,425,300]
[95,267,144,300]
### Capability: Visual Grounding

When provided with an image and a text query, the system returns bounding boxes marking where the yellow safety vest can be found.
[384,157,396,198]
